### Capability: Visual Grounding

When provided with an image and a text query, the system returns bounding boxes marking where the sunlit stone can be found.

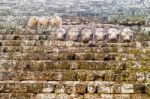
[121,27,134,41]
[27,16,39,28]
[95,28,106,41]
[108,28,120,41]
[50,15,62,28]
[81,28,93,43]
[68,28,80,41]
[56,28,66,40]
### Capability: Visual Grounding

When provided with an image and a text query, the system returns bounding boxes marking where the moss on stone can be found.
[11,93,33,99]
[63,71,77,81]
[76,61,88,69]
[4,40,22,46]
[54,61,71,69]
[27,84,43,93]
[77,72,87,81]
[94,53,104,60]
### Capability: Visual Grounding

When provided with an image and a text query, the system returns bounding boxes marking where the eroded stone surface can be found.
[0,8,149,99]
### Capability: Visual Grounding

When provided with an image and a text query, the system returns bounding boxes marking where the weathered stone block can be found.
[114,84,121,93]
[121,94,131,99]
[3,40,22,46]
[136,73,146,82]
[94,53,105,60]
[52,72,63,81]
[36,93,56,99]
[101,94,113,99]
[97,83,114,94]
[42,83,55,93]
[146,73,150,82]
[58,53,76,60]
[75,84,86,94]
[76,61,106,70]
[45,61,71,70]
[86,72,95,81]
[10,93,35,99]
[84,94,101,99]
[62,71,77,81]
[0,83,14,93]
[134,84,146,94]
[75,53,94,60]
[21,40,35,46]
[26,83,43,93]
[87,82,97,93]
[64,82,74,94]
[14,83,28,93]
[56,94,71,99]
[0,29,7,34]
[121,84,134,94]
[55,83,65,93]
[77,72,87,81]
[145,84,150,96]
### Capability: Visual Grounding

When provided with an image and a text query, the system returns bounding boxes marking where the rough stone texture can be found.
[0,0,150,99]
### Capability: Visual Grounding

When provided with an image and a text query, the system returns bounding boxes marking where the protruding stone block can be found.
[50,15,62,28]
[95,28,106,41]
[81,28,93,43]
[56,28,66,40]
[27,16,39,29]
[121,28,134,42]
[108,28,120,41]
[38,17,50,27]
[68,28,80,41]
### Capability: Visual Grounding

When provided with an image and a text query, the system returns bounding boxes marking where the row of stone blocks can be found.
[55,27,134,42]
[0,70,150,82]
[0,34,148,41]
[0,60,149,70]
[0,52,149,61]
[0,40,149,47]
[0,93,149,99]
[0,81,149,99]
[0,81,147,94]
[0,40,140,47]
[0,46,149,54]
[0,27,134,42]
[0,22,138,42]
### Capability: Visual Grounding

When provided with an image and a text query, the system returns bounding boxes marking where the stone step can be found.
[0,60,149,71]
[0,52,149,61]
[0,40,138,47]
[0,40,149,47]
[0,27,148,41]
[0,31,134,43]
[0,70,150,82]
[0,81,148,94]
[0,46,149,54]
[0,93,149,99]
[0,32,142,40]
[0,34,143,41]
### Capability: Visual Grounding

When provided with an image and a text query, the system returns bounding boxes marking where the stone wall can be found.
[0,0,150,99]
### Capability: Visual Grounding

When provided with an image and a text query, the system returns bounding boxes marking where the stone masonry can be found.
[0,0,150,99]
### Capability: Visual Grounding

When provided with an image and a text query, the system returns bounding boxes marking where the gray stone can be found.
[56,94,71,99]
[121,84,134,93]
[36,93,56,99]
[87,83,96,93]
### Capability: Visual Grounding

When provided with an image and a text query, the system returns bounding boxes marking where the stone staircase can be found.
[0,23,150,99]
